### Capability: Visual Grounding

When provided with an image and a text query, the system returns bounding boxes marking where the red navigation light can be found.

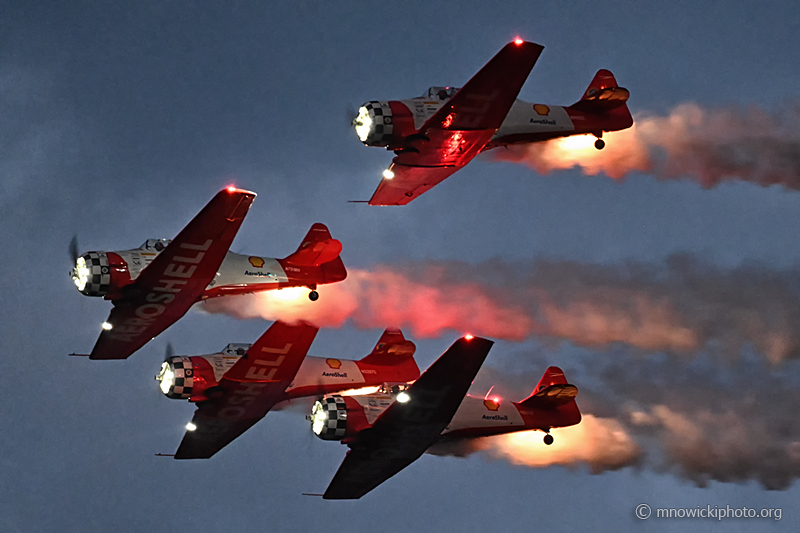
[226,185,236,193]
[464,334,474,341]
[513,38,523,46]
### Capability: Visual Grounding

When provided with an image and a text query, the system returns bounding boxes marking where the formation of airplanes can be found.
[352,39,631,205]
[154,320,580,499]
[69,38,618,498]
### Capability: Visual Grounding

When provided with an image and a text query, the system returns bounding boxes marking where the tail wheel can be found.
[543,434,554,445]
[594,139,605,150]
[309,290,319,301]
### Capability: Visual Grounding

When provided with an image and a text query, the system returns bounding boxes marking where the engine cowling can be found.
[352,101,415,149]
[155,356,219,400]
[70,251,131,297]
[310,395,349,440]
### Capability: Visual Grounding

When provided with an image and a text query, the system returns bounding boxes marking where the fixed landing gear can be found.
[594,138,605,150]
[308,290,319,301]
[543,434,554,446]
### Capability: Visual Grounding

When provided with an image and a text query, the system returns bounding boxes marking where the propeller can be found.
[165,342,175,360]
[69,234,80,264]
[345,103,358,127]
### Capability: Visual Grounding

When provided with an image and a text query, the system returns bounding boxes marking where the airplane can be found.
[69,187,347,360]
[352,39,633,205]
[307,335,581,499]
[156,320,420,459]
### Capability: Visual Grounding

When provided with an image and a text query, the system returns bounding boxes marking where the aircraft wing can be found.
[368,41,543,206]
[322,336,494,499]
[175,321,319,459]
[89,188,256,360]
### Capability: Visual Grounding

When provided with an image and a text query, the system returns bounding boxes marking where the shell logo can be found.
[483,399,500,411]
[326,358,342,369]
[248,256,265,268]
[533,104,550,116]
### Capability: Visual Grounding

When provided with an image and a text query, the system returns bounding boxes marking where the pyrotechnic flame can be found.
[487,415,641,473]
[493,103,800,189]
[202,257,800,364]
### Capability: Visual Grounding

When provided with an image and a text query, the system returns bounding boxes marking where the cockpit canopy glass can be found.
[140,239,171,252]
[423,86,459,100]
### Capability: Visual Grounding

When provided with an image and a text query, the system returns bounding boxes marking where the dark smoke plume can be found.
[441,353,800,491]
[491,103,800,189]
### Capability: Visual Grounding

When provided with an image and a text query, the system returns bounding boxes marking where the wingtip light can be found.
[101,321,113,331]
[464,334,474,341]
[186,422,197,431]
[226,185,237,193]
[382,169,395,180]
[513,38,524,46]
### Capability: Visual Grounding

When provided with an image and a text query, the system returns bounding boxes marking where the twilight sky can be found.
[3,2,800,532]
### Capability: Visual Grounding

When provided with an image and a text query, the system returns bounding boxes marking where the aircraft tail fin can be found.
[519,366,579,409]
[569,69,631,115]
[283,223,345,271]
[359,328,417,366]
[357,328,420,382]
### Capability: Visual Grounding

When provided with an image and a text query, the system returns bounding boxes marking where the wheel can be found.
[594,139,605,150]
[308,290,319,301]
[543,434,554,445]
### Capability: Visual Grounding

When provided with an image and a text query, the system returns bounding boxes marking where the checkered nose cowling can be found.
[354,101,393,147]
[309,395,348,441]
[156,356,194,400]
[73,252,111,297]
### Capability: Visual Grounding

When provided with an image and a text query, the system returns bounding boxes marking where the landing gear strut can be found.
[543,434,554,446]
[308,290,319,301]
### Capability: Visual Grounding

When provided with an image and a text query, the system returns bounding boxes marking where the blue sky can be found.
[3,2,800,531]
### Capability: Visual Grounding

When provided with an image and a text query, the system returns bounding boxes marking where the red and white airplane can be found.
[69,187,346,360]
[156,320,420,459]
[308,335,581,499]
[352,39,633,205]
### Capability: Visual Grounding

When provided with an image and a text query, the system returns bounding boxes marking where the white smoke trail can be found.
[202,256,800,363]
[492,103,800,189]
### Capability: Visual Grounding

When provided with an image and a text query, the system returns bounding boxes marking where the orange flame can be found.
[487,415,641,473]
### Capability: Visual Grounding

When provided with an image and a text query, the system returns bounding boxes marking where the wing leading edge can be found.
[322,336,494,499]
[368,41,544,206]
[175,321,319,459]
[89,188,256,360]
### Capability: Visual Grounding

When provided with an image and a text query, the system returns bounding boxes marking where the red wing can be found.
[368,41,543,206]
[322,336,494,499]
[174,321,318,459]
[89,188,256,360]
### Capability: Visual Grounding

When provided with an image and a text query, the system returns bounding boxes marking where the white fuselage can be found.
[349,391,527,434]
[396,94,575,141]
[114,240,291,290]
[199,343,374,392]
